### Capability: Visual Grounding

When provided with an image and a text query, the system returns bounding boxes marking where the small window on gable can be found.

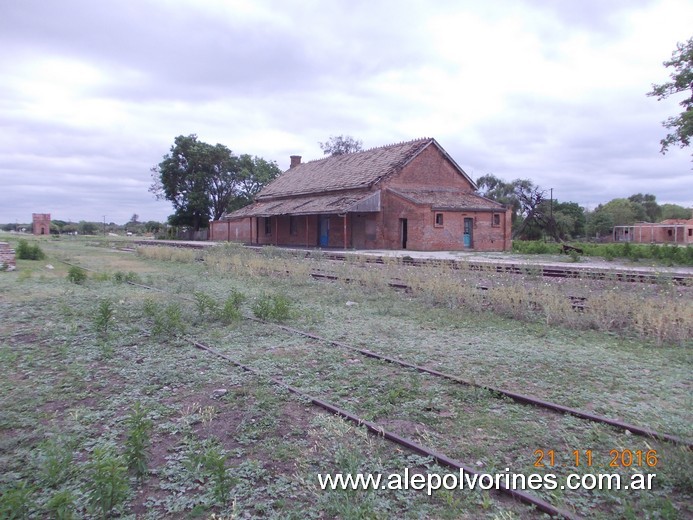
[493,213,501,226]
[435,213,444,227]
[264,217,272,235]
[289,216,298,236]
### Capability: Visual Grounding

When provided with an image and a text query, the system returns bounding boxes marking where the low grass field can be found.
[1,235,691,519]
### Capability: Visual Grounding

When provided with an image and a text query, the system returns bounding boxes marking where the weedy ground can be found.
[0,235,690,519]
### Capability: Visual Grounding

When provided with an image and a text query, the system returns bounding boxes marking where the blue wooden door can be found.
[319,215,329,247]
[463,218,473,248]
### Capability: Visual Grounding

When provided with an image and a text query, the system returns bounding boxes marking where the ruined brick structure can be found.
[32,213,51,235]
[613,219,693,244]
[212,138,511,251]
[0,242,16,270]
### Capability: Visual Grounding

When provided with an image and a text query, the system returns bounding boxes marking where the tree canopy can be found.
[150,135,281,231]
[660,203,692,219]
[583,193,689,237]
[477,174,586,240]
[228,155,282,212]
[647,36,693,155]
[319,135,363,156]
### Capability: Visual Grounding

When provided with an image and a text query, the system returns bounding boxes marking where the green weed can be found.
[86,445,129,518]
[113,271,141,284]
[142,298,159,318]
[94,299,115,336]
[66,266,87,284]
[45,489,75,520]
[37,438,74,487]
[202,444,236,506]
[0,481,33,519]
[124,402,153,482]
[194,291,219,318]
[150,301,187,337]
[252,293,294,322]
[218,290,246,324]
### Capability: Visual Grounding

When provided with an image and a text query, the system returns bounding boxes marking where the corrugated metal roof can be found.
[389,188,505,211]
[225,191,381,218]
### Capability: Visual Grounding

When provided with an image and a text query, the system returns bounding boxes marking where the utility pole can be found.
[550,188,553,239]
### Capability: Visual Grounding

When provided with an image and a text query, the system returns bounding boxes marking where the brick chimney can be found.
[290,155,301,168]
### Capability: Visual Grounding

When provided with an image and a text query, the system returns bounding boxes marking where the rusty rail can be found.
[191,338,581,520]
[251,319,691,449]
[54,257,691,448]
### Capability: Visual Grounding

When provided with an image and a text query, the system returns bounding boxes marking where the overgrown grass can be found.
[1,237,690,519]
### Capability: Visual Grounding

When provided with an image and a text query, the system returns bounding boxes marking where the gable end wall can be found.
[383,144,474,191]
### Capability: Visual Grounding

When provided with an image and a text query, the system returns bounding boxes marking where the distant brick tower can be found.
[32,213,51,235]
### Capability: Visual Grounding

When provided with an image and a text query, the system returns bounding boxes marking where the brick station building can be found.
[211,138,511,251]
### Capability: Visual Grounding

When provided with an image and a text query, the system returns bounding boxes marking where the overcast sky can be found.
[1,0,691,225]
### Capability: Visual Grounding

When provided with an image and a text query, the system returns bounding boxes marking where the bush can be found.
[16,239,46,260]
[66,266,87,284]
[515,240,693,266]
[194,291,219,318]
[218,290,246,324]
[113,271,141,284]
[252,293,293,322]
[150,302,187,337]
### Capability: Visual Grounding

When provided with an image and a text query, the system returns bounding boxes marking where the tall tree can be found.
[553,201,586,238]
[150,135,239,231]
[586,198,643,237]
[647,36,693,155]
[319,135,363,156]
[476,174,537,229]
[660,203,692,220]
[228,155,282,211]
[586,207,614,238]
[628,193,661,222]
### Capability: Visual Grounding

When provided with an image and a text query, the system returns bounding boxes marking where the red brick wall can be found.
[616,220,693,244]
[380,191,510,251]
[0,242,16,270]
[32,213,51,236]
[254,214,353,248]
[209,218,253,242]
[386,145,475,191]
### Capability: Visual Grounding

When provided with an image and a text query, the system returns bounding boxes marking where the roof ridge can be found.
[299,137,433,165]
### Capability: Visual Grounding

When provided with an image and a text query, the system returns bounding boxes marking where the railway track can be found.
[56,258,691,449]
[188,337,580,519]
[125,240,692,285]
[253,246,693,285]
[53,257,691,518]
[309,270,590,310]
